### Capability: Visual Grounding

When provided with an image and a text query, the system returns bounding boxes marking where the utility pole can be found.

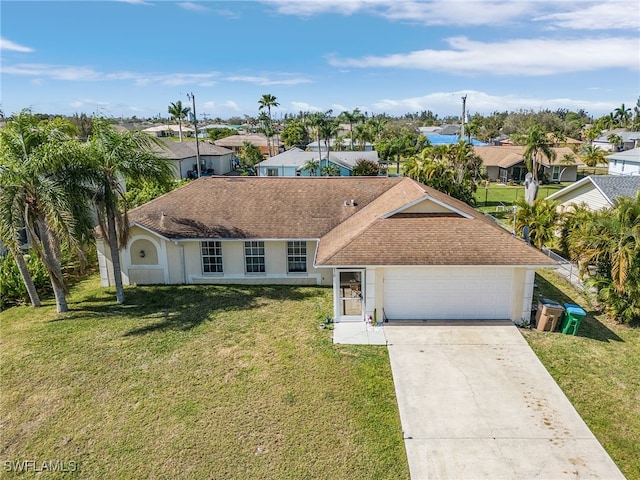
[187,92,201,178]
[461,94,467,140]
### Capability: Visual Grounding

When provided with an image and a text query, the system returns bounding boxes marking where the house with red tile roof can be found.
[96,177,556,324]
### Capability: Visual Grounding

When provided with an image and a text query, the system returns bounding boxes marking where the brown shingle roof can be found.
[475,146,584,167]
[127,176,556,267]
[154,139,232,159]
[213,134,283,148]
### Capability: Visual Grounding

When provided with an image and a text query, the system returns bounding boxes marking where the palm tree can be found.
[0,110,93,312]
[557,153,576,182]
[607,133,623,152]
[614,103,632,127]
[302,159,320,176]
[168,100,191,142]
[338,108,365,150]
[522,125,556,182]
[567,193,640,322]
[258,94,279,156]
[86,118,174,304]
[580,144,607,168]
[513,198,559,249]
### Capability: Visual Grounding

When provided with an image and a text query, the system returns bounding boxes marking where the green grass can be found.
[0,276,408,479]
[522,269,640,480]
[474,182,568,212]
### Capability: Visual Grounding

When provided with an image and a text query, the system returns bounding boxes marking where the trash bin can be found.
[535,298,565,332]
[561,303,587,335]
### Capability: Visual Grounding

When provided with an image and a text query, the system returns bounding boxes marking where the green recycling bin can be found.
[561,303,586,335]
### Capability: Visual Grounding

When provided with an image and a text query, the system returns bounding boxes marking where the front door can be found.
[337,270,364,321]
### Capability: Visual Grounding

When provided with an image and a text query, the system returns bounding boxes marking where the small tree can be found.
[238,141,264,175]
[513,198,559,249]
[352,158,380,176]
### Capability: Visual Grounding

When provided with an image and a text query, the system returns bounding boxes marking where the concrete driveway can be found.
[384,321,625,480]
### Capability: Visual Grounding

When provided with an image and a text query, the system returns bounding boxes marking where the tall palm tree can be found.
[258,94,279,156]
[338,108,365,150]
[613,103,632,127]
[0,110,93,312]
[168,100,191,142]
[86,118,174,304]
[522,125,556,182]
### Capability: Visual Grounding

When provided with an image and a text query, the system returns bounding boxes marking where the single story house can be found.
[592,130,640,152]
[154,139,234,179]
[606,148,640,176]
[96,177,556,324]
[142,124,195,138]
[474,146,583,183]
[306,139,374,152]
[545,175,640,212]
[256,148,379,177]
[213,133,283,157]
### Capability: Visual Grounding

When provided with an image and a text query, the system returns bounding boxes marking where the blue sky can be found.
[1,0,639,121]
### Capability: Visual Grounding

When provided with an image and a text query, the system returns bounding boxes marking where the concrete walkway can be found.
[384,321,625,480]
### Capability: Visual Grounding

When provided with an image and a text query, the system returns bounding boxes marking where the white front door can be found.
[336,270,364,322]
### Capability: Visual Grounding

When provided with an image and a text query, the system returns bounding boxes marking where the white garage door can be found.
[383,267,514,320]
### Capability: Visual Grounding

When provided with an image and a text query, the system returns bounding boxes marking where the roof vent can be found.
[344,199,357,207]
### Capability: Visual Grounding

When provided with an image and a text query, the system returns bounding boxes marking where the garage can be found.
[383,267,514,320]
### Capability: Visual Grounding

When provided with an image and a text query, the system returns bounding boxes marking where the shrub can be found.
[0,253,51,309]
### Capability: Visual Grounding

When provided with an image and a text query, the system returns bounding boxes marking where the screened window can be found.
[245,241,265,273]
[287,241,307,273]
[551,166,560,181]
[202,241,223,273]
[266,168,278,177]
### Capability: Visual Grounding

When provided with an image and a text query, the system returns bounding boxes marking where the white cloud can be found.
[201,100,240,112]
[328,36,639,75]
[264,0,639,30]
[225,75,312,86]
[179,2,210,12]
[369,89,619,117]
[1,38,34,53]
[536,0,640,30]
[290,101,324,112]
[3,63,220,86]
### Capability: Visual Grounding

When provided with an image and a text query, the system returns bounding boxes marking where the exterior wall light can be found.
[139,250,146,258]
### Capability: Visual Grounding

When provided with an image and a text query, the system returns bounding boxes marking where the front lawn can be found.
[0,276,408,479]
[522,268,640,480]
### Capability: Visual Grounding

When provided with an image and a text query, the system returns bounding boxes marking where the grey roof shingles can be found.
[591,175,640,203]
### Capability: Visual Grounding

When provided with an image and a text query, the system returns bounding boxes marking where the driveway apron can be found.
[384,321,625,480]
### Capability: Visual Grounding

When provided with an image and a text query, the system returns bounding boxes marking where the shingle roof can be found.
[590,175,640,202]
[606,147,640,163]
[257,149,379,170]
[154,139,232,159]
[127,176,555,267]
[475,146,584,167]
[213,134,283,148]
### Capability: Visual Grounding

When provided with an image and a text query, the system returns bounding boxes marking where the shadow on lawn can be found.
[534,273,623,343]
[61,284,319,335]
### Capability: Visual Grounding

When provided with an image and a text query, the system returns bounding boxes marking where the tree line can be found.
[0,110,176,312]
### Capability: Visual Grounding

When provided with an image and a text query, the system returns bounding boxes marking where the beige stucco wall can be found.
[100,231,331,287]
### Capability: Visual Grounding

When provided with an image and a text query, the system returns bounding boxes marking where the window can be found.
[202,241,223,273]
[245,241,265,273]
[266,168,278,177]
[287,241,307,273]
[551,166,560,181]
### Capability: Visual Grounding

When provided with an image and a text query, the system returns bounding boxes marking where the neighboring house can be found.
[213,133,283,157]
[545,175,640,212]
[606,148,640,176]
[96,177,556,324]
[142,124,195,138]
[475,146,583,183]
[154,139,234,179]
[592,130,640,152]
[256,147,379,177]
[306,139,374,152]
